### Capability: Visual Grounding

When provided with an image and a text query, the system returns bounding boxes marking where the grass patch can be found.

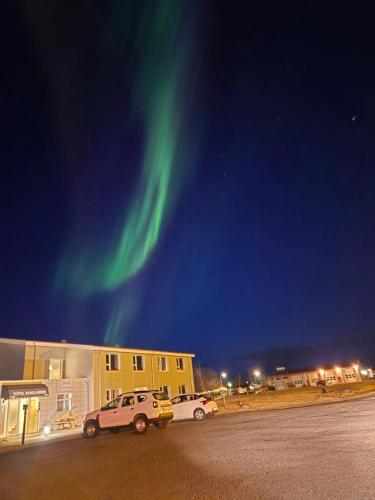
[216,380,375,412]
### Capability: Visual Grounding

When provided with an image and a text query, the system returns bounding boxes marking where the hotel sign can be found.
[1,384,49,399]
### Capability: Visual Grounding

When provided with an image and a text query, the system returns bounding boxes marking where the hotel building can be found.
[0,337,195,439]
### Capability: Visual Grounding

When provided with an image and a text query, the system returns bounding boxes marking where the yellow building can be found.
[0,337,195,438]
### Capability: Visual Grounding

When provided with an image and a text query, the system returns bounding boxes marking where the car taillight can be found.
[153,401,159,408]
[202,399,209,405]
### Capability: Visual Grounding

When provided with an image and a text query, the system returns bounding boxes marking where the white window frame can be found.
[176,357,185,371]
[158,356,168,372]
[105,388,122,402]
[49,359,64,380]
[57,393,72,412]
[133,355,145,371]
[178,384,187,395]
[105,353,120,371]
[159,385,170,397]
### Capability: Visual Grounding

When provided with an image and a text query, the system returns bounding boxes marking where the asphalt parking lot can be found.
[1,396,375,500]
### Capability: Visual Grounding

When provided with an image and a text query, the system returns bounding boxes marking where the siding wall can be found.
[39,378,88,429]
[0,341,26,380]
[94,351,194,408]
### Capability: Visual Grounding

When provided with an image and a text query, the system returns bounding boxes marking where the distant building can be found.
[269,363,362,391]
[0,337,195,439]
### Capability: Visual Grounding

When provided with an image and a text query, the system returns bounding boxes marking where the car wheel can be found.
[109,428,119,434]
[193,408,206,421]
[133,416,148,434]
[155,422,167,430]
[84,420,98,438]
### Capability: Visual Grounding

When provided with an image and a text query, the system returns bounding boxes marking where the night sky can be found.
[2,1,375,374]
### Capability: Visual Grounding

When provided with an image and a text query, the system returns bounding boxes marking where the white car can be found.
[171,393,218,421]
[83,390,173,437]
[235,386,248,395]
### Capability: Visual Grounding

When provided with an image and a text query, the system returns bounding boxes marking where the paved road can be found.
[1,396,375,500]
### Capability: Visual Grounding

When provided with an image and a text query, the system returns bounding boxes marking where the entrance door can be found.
[7,399,19,436]
[18,398,29,436]
[27,398,39,434]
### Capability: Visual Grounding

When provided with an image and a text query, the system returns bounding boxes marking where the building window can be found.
[159,385,170,397]
[176,358,184,371]
[133,355,145,371]
[57,393,72,412]
[49,359,64,380]
[106,388,122,402]
[178,384,186,394]
[158,356,168,372]
[105,354,120,371]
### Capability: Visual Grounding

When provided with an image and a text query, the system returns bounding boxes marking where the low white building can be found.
[270,363,362,391]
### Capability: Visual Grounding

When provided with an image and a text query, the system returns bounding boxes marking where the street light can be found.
[220,371,228,408]
[253,369,262,385]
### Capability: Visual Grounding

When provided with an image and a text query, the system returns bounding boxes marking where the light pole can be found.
[21,404,28,445]
[220,371,227,408]
[253,369,261,384]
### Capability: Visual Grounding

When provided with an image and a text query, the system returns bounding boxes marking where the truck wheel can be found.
[155,422,167,429]
[134,416,148,434]
[193,408,205,421]
[84,420,98,438]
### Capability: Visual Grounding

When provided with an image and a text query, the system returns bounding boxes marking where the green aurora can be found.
[56,1,199,344]
[56,1,197,299]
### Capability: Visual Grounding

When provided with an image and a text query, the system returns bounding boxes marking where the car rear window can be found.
[153,392,169,400]
[199,394,212,401]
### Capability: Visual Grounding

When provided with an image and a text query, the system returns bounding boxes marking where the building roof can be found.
[0,337,195,358]
[271,361,360,378]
